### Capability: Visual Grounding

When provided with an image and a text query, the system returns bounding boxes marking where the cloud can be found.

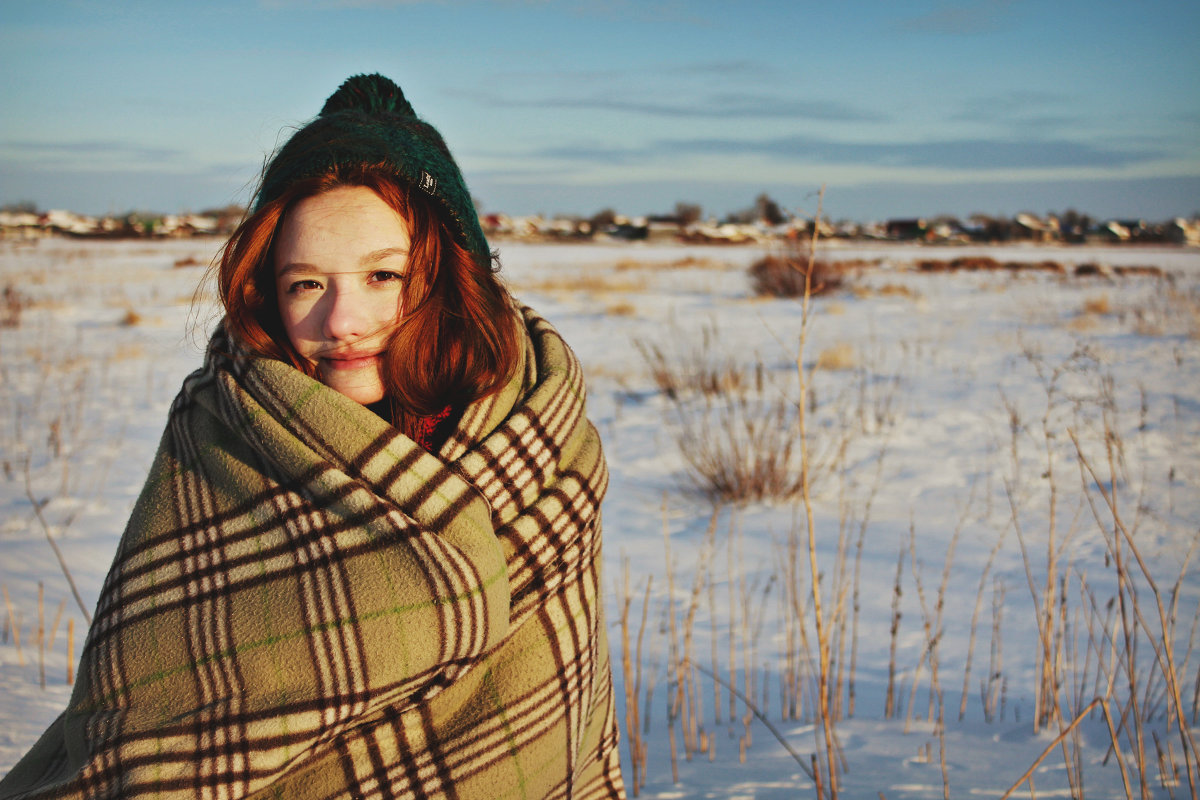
[674,135,1161,169]
[660,60,765,78]
[570,93,883,121]
[950,90,1072,121]
[460,59,776,89]
[536,143,642,165]
[467,89,885,122]
[950,101,1086,135]
[532,133,1163,171]
[898,0,1022,35]
[1,140,182,164]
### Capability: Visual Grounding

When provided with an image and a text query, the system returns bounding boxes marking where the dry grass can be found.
[854,283,920,300]
[621,251,1197,797]
[1066,314,1098,333]
[1161,287,1200,339]
[917,256,1065,274]
[1067,294,1112,332]
[1132,318,1166,337]
[6,236,1195,797]
[517,273,647,295]
[815,342,856,371]
[111,342,147,361]
[615,255,729,272]
[617,347,1198,797]
[1082,294,1111,315]
[605,300,638,317]
[1071,282,1200,339]
[2,584,77,688]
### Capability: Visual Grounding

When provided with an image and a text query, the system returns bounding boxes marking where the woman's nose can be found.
[322,286,367,340]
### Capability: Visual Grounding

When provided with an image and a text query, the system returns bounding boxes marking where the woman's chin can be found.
[320,372,386,406]
[338,386,386,405]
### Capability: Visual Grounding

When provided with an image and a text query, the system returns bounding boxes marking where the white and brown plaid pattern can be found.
[0,305,625,800]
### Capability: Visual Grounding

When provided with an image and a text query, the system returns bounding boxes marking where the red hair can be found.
[216,164,519,439]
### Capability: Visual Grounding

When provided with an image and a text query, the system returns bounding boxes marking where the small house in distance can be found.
[885,218,926,240]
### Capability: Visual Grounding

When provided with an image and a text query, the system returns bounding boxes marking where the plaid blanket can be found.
[1,305,626,800]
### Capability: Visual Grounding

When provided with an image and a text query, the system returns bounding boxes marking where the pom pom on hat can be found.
[319,73,417,119]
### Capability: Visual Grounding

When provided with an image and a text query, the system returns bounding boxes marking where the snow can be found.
[2,237,1198,798]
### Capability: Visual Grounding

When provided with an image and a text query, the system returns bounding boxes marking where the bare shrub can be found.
[1112,264,1164,277]
[2,284,27,327]
[672,385,807,503]
[748,255,844,298]
[1023,260,1066,273]
[634,324,753,400]
[918,257,1064,274]
[635,311,870,504]
[635,327,834,503]
[918,256,1002,272]
[1074,262,1108,277]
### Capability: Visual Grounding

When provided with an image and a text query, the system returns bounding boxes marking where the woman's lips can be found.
[321,352,379,370]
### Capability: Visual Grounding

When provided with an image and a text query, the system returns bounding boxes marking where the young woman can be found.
[1,74,626,800]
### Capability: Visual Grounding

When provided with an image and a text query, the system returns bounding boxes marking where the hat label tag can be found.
[418,171,437,195]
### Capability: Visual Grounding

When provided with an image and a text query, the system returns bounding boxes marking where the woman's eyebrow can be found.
[276,248,409,277]
[276,261,318,277]
[361,246,410,265]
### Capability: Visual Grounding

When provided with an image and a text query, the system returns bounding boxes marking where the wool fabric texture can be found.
[255,73,490,261]
[0,305,626,800]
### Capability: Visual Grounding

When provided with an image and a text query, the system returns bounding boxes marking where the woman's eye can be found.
[370,270,404,284]
[287,279,322,293]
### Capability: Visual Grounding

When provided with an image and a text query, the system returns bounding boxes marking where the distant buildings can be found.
[875,213,1199,246]
[3,205,1198,246]
[0,209,241,240]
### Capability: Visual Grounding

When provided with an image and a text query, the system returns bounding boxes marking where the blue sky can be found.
[2,0,1198,221]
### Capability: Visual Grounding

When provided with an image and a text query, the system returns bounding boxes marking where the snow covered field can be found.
[2,237,1198,798]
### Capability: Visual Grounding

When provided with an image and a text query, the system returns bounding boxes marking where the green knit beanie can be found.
[254,73,489,261]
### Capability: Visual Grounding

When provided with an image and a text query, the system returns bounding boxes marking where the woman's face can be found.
[274,185,410,405]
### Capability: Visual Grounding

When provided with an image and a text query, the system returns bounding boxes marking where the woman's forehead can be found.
[275,187,412,269]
